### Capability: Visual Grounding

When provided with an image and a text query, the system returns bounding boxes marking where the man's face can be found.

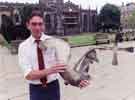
[27,16,45,39]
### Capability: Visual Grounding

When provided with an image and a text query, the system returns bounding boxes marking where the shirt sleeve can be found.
[18,44,32,78]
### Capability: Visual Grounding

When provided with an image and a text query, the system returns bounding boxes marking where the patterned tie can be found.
[35,40,47,87]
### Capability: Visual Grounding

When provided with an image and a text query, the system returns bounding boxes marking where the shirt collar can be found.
[29,32,51,44]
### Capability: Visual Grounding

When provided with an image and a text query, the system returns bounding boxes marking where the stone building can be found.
[0,0,97,37]
[120,2,135,31]
[41,0,98,35]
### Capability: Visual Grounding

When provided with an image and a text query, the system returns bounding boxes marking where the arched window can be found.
[14,14,20,24]
[45,14,51,31]
[46,14,51,24]
[54,14,57,28]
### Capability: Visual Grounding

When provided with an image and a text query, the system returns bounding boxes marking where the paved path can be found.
[1,41,135,100]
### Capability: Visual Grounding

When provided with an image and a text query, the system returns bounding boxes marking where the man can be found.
[18,9,89,100]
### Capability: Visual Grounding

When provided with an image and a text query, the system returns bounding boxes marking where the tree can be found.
[20,4,34,26]
[99,4,121,32]
[1,14,14,42]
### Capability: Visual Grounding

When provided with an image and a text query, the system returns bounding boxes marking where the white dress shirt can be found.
[18,33,59,84]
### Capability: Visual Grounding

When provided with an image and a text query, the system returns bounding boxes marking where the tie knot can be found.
[35,40,41,44]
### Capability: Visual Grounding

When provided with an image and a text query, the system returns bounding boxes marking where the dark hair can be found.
[26,9,44,22]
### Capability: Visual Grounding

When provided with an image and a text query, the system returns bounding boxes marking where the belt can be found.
[29,79,58,87]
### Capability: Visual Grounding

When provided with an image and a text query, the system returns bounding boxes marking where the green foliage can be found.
[99,4,121,32]
[20,4,34,25]
[1,15,14,42]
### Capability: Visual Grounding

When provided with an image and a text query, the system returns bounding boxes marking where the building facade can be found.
[120,2,135,32]
[41,0,97,35]
[0,0,97,36]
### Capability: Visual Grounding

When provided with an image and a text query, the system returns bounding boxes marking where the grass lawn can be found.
[0,34,11,48]
[66,34,96,46]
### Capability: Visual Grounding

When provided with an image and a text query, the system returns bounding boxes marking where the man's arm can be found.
[25,64,66,80]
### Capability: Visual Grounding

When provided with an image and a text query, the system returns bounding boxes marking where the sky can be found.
[0,0,134,10]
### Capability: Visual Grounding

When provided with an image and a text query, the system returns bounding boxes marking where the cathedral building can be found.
[0,0,97,36]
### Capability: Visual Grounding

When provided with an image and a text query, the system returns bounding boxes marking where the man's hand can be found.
[78,80,90,89]
[45,63,67,75]
[25,64,66,80]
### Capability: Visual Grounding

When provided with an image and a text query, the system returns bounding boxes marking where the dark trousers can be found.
[29,80,60,100]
